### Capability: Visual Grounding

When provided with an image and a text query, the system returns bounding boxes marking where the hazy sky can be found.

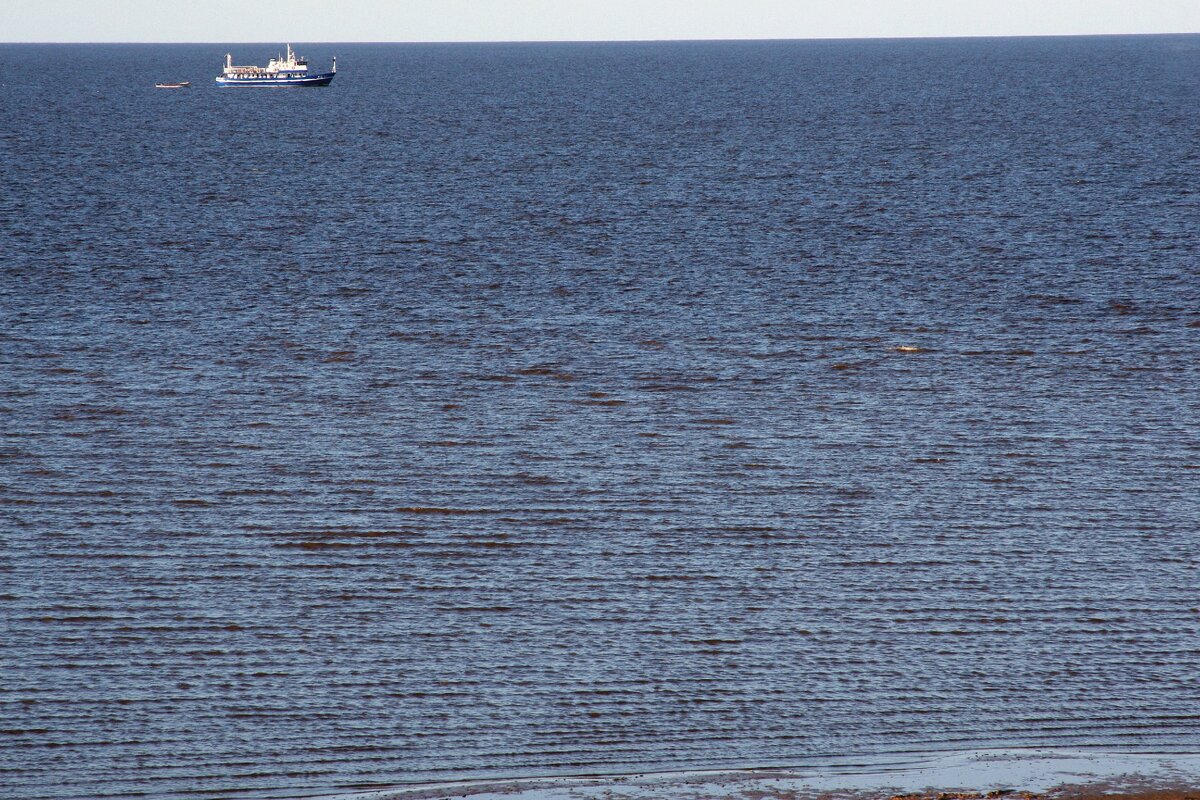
[6,0,1200,43]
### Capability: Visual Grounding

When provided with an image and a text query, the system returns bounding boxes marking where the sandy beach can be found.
[324,751,1200,800]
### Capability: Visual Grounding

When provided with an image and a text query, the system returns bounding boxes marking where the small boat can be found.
[215,45,335,87]
[155,81,191,89]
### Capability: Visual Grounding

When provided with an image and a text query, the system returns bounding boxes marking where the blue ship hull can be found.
[215,71,335,87]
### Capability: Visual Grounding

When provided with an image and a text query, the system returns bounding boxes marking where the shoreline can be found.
[320,750,1200,800]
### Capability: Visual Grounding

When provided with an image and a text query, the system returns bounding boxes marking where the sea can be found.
[2,36,1199,800]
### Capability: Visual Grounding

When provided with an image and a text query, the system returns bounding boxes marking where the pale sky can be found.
[5,0,1200,43]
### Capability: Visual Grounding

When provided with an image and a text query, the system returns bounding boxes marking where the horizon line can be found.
[3,30,1199,45]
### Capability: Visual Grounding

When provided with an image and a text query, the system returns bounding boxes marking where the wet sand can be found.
[325,751,1200,800]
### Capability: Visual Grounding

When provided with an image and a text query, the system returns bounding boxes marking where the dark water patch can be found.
[276,540,389,551]
[510,472,562,486]
[579,397,628,407]
[50,405,131,421]
[459,538,522,549]
[641,573,720,582]
[515,365,576,381]
[954,347,1007,357]
[171,499,214,508]
[443,605,517,613]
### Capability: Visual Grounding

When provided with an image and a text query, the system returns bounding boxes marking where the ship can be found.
[215,45,336,87]
[155,81,191,89]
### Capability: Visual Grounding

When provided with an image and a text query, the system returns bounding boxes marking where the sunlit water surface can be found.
[2,37,1200,800]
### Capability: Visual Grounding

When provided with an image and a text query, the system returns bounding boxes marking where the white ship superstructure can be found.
[216,45,336,87]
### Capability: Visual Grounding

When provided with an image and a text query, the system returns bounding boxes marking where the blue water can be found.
[2,37,1200,800]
